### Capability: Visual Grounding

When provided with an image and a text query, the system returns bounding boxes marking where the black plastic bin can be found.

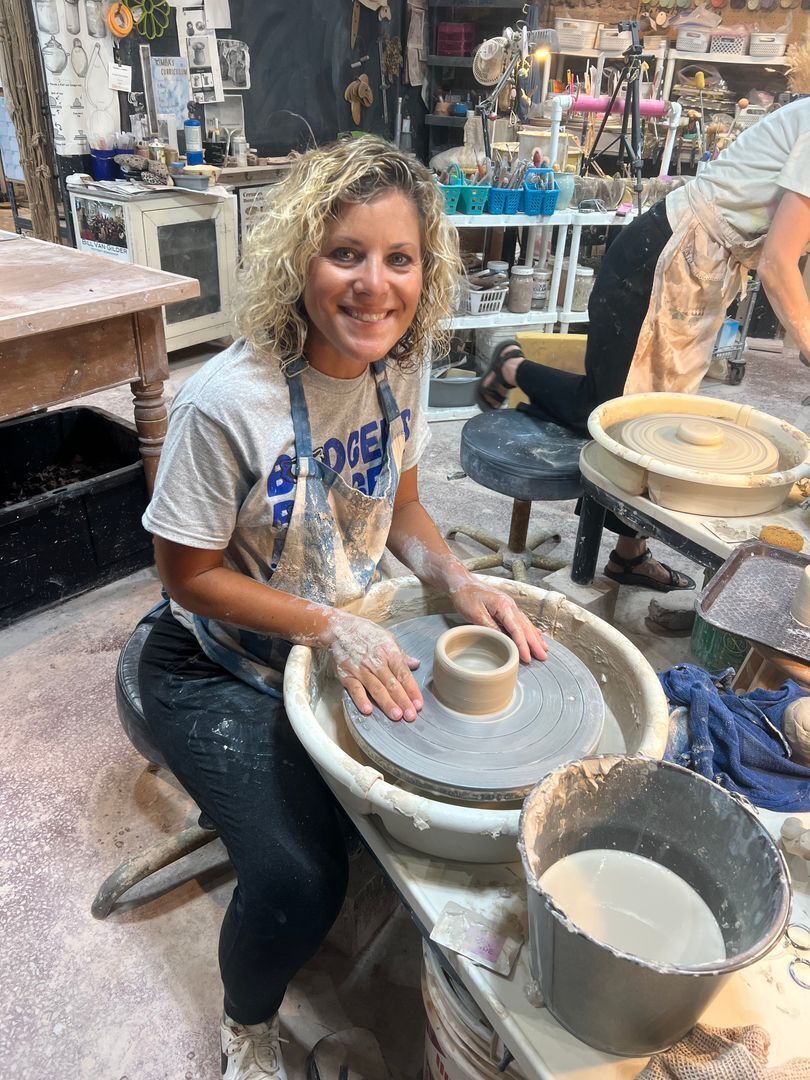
[0,407,154,628]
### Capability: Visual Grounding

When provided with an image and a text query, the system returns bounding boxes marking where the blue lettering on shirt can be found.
[265,409,412,514]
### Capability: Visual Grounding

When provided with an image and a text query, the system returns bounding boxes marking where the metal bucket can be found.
[518,756,791,1056]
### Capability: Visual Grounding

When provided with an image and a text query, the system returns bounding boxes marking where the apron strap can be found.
[371,360,402,425]
[285,364,316,468]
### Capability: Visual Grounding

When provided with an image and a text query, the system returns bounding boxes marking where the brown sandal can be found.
[477,341,523,411]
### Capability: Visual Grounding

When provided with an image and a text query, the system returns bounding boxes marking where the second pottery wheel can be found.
[342,614,605,802]
[609,415,780,474]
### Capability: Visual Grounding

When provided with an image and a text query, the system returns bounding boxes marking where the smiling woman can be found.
[131,137,548,1079]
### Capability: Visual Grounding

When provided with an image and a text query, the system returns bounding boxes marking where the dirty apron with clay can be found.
[624,186,764,396]
[191,357,407,696]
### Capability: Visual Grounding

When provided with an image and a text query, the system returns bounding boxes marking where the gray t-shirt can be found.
[143,339,430,602]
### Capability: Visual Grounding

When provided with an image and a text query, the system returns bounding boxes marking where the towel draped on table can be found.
[636,1024,810,1080]
[660,664,810,813]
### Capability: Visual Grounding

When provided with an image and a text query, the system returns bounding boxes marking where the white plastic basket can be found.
[459,281,508,316]
[554,17,598,51]
[676,28,711,53]
[709,30,749,56]
[735,104,769,129]
[749,32,787,58]
[597,27,632,53]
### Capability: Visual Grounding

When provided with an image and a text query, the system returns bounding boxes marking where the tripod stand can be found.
[581,21,649,214]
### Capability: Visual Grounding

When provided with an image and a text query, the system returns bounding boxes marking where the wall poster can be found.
[74,196,130,261]
[35,0,118,155]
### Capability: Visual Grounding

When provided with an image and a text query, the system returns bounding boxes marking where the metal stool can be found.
[91,613,219,919]
[449,410,588,582]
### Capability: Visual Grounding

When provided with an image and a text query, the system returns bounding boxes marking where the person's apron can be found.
[190,358,407,697]
[624,186,765,396]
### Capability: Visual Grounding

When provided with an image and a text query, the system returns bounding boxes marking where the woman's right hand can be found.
[323,611,423,723]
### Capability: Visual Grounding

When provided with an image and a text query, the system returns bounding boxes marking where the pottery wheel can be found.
[341,614,605,802]
[609,415,780,474]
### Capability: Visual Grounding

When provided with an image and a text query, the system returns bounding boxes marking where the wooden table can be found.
[0,231,199,493]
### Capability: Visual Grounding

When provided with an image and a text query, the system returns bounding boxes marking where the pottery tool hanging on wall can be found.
[344,73,373,125]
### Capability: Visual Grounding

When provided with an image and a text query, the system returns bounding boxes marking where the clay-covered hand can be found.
[449,581,547,664]
[323,611,423,723]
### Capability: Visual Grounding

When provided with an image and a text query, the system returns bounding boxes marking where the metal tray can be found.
[697,541,810,663]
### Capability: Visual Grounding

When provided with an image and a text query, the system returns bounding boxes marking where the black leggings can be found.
[138,608,349,1025]
[516,200,673,537]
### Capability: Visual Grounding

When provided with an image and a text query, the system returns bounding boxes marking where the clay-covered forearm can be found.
[387,497,473,594]
[155,538,333,646]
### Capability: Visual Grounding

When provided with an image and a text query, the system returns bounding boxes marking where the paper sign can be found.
[204,0,231,27]
[108,62,133,93]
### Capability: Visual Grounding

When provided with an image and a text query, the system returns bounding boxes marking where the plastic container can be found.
[437,163,463,214]
[486,187,522,215]
[0,407,153,628]
[459,280,507,316]
[676,28,710,52]
[183,118,204,165]
[422,944,525,1079]
[690,611,749,672]
[519,756,790,1056]
[456,182,490,215]
[486,260,509,275]
[89,148,116,181]
[436,22,475,56]
[597,27,632,53]
[522,167,559,216]
[710,30,749,56]
[507,266,534,313]
[553,17,598,50]
[749,32,788,57]
[531,269,551,310]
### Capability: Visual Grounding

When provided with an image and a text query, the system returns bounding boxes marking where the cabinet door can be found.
[141,201,233,337]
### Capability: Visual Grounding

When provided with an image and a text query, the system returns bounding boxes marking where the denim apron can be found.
[188,358,407,696]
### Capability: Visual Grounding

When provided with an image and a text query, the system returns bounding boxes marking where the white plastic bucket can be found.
[421,945,525,1079]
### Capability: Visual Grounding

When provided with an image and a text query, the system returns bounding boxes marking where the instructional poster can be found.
[186,28,224,104]
[216,38,250,90]
[150,55,192,141]
[34,0,118,154]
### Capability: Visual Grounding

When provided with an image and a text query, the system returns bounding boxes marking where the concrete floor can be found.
[1,342,806,1079]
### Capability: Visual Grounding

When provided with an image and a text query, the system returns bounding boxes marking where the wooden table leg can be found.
[130,377,168,495]
[131,309,171,495]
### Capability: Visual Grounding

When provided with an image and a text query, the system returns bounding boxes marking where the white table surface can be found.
[347,806,809,1080]
[579,441,810,561]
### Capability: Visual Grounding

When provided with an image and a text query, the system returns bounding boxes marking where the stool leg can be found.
[510,559,528,583]
[447,526,501,553]
[527,529,561,552]
[532,553,566,572]
[91,823,219,920]
[507,500,532,553]
[459,553,504,573]
[572,494,606,585]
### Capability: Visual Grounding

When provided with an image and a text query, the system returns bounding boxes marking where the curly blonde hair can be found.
[234,137,461,372]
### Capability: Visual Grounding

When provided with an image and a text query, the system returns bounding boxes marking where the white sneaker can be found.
[221,1012,288,1079]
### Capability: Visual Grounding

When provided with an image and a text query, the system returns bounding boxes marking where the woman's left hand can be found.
[449,580,547,663]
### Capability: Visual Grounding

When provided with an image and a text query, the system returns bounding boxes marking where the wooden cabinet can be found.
[68,185,237,351]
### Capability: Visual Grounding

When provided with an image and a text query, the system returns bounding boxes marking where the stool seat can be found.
[460,410,587,503]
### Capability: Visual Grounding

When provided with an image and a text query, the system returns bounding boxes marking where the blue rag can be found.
[660,664,810,812]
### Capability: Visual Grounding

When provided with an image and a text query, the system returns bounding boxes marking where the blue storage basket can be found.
[487,187,522,215]
[523,168,560,216]
[437,163,463,214]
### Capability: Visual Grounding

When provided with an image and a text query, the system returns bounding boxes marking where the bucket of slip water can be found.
[421,943,525,1079]
[518,756,790,1056]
